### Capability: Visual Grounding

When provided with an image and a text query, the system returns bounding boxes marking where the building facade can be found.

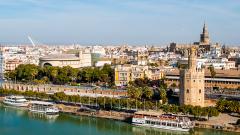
[114,65,164,86]
[5,59,22,72]
[180,47,205,107]
[39,50,91,68]
[0,51,5,79]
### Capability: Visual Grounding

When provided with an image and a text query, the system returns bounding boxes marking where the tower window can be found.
[199,89,201,93]
[193,80,195,82]
[187,89,189,93]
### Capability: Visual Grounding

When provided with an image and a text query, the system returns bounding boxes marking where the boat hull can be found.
[3,101,29,107]
[132,123,190,132]
[29,109,59,115]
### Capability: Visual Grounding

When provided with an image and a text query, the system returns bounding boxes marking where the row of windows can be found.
[119,77,127,81]
[186,89,201,94]
[186,98,202,101]
[145,120,181,127]
[119,81,127,85]
[62,61,79,65]
[120,73,127,76]
[118,73,142,77]
[168,79,240,85]
[187,79,202,82]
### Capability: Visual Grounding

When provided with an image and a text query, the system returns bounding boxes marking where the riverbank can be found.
[57,103,240,132]
[57,104,133,122]
[0,97,239,133]
[195,113,240,132]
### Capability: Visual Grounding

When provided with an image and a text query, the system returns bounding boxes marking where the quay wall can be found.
[195,122,240,133]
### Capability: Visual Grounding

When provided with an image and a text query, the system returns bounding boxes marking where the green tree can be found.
[207,107,219,120]
[216,99,226,112]
[142,86,153,100]
[159,86,167,104]
[191,106,203,118]
[14,64,40,81]
[127,85,142,100]
[208,65,216,90]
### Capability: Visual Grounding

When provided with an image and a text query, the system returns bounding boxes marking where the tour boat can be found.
[29,101,59,115]
[3,95,29,107]
[132,112,194,132]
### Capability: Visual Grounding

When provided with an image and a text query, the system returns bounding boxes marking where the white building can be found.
[39,50,92,68]
[91,46,106,56]
[210,43,221,58]
[0,51,5,79]
[179,57,235,70]
[95,61,111,67]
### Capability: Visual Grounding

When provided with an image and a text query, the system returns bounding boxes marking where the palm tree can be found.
[208,65,216,91]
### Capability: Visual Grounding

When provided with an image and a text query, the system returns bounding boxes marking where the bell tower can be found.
[200,23,210,45]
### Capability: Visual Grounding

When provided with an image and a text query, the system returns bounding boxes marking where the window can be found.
[186,89,189,93]
[193,80,195,82]
[199,89,201,93]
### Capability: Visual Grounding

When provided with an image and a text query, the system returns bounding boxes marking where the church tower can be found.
[180,46,205,107]
[200,23,210,45]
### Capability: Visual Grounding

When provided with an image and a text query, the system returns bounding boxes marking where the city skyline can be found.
[0,0,240,45]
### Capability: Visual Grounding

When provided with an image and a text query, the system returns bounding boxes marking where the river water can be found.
[0,105,238,135]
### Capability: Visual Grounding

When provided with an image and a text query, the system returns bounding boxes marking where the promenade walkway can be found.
[0,82,128,98]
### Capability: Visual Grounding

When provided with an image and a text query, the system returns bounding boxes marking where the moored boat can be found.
[3,95,29,107]
[29,101,59,115]
[132,112,194,132]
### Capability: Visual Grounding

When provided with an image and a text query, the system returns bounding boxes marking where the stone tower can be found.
[200,23,210,45]
[180,46,205,107]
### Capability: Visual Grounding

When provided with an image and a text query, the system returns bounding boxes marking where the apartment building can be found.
[114,65,164,86]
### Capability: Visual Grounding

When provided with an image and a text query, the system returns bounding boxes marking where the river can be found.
[0,104,238,135]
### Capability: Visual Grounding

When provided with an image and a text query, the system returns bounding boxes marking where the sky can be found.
[0,0,239,45]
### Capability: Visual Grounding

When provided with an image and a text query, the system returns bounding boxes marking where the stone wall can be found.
[0,83,127,97]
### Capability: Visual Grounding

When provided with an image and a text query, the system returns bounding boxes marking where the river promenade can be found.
[0,83,240,133]
[2,104,239,135]
[1,96,240,133]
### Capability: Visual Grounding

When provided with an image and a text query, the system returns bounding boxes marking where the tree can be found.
[127,85,142,100]
[216,99,226,112]
[159,86,167,104]
[216,99,240,113]
[4,71,16,81]
[14,64,40,81]
[142,86,153,100]
[51,92,68,102]
[191,106,203,118]
[179,105,192,115]
[207,107,219,120]
[208,65,216,91]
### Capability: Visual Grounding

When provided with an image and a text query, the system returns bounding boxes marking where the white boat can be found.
[3,95,29,107]
[29,101,59,115]
[132,112,194,132]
